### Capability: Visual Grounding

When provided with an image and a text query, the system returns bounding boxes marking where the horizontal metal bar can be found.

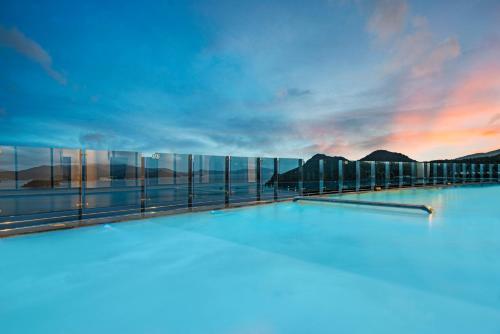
[293,196,434,214]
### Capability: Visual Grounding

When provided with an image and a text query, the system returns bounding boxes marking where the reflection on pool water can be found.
[1,185,499,333]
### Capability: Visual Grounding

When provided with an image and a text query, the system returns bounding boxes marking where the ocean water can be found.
[1,184,499,333]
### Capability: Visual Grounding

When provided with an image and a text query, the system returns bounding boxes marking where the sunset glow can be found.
[0,0,499,160]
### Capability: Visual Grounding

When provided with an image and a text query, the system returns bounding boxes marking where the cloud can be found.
[276,88,312,99]
[412,37,460,77]
[0,26,67,85]
[79,132,110,147]
[367,0,408,42]
[386,17,461,79]
[488,113,500,125]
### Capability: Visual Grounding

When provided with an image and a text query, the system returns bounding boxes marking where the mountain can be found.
[360,150,416,162]
[456,149,500,160]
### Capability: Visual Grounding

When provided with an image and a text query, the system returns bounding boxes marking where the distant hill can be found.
[360,150,416,162]
[456,149,500,160]
[432,154,500,164]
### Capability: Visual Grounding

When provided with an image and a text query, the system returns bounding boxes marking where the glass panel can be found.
[388,162,399,188]
[445,163,453,184]
[145,153,189,211]
[324,158,340,192]
[0,146,81,228]
[85,150,141,216]
[343,161,356,191]
[0,146,16,190]
[260,158,275,201]
[230,156,258,204]
[374,162,385,188]
[464,163,472,182]
[487,164,494,182]
[415,162,425,185]
[471,164,478,182]
[402,162,412,186]
[303,158,321,194]
[277,158,301,199]
[192,155,225,207]
[359,161,372,189]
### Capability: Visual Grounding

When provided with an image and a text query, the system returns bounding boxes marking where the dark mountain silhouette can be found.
[431,153,500,164]
[361,150,416,162]
[457,149,500,160]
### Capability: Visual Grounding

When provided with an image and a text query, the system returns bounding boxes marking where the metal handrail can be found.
[293,196,434,214]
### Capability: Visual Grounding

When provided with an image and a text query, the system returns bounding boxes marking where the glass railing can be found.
[1,145,499,233]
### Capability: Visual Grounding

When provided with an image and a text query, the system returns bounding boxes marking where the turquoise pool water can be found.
[1,185,499,333]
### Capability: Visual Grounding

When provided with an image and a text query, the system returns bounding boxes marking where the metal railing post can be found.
[355,160,360,192]
[50,147,55,189]
[298,159,304,196]
[79,149,86,221]
[256,158,262,201]
[385,162,390,189]
[225,156,230,207]
[443,163,448,184]
[14,146,19,189]
[188,154,193,208]
[462,163,466,183]
[412,162,417,186]
[338,160,344,193]
[433,163,438,185]
[370,161,375,190]
[319,159,324,194]
[398,162,403,187]
[141,156,146,214]
[452,163,456,183]
[274,158,279,201]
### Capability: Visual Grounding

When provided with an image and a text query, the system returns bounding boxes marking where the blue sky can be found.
[1,0,499,160]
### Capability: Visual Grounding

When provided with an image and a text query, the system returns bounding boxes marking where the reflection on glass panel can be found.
[260,158,275,201]
[230,156,258,204]
[359,161,372,189]
[85,150,141,214]
[464,163,472,182]
[415,162,425,185]
[145,153,189,211]
[402,162,412,186]
[0,146,81,225]
[450,163,455,183]
[487,164,493,181]
[388,162,399,188]
[343,161,356,191]
[0,146,16,190]
[192,155,225,207]
[374,162,385,188]
[277,158,301,199]
[324,158,340,192]
[53,148,81,189]
[459,163,466,183]
[303,158,320,194]
[470,164,477,182]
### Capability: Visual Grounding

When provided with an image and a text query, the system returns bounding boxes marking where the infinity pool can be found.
[1,185,499,333]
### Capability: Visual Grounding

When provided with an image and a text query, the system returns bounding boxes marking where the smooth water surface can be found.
[1,185,500,333]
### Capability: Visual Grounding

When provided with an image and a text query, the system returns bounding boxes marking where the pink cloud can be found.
[367,0,408,42]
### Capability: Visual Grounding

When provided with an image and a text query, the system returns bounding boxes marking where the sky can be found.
[0,0,499,161]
